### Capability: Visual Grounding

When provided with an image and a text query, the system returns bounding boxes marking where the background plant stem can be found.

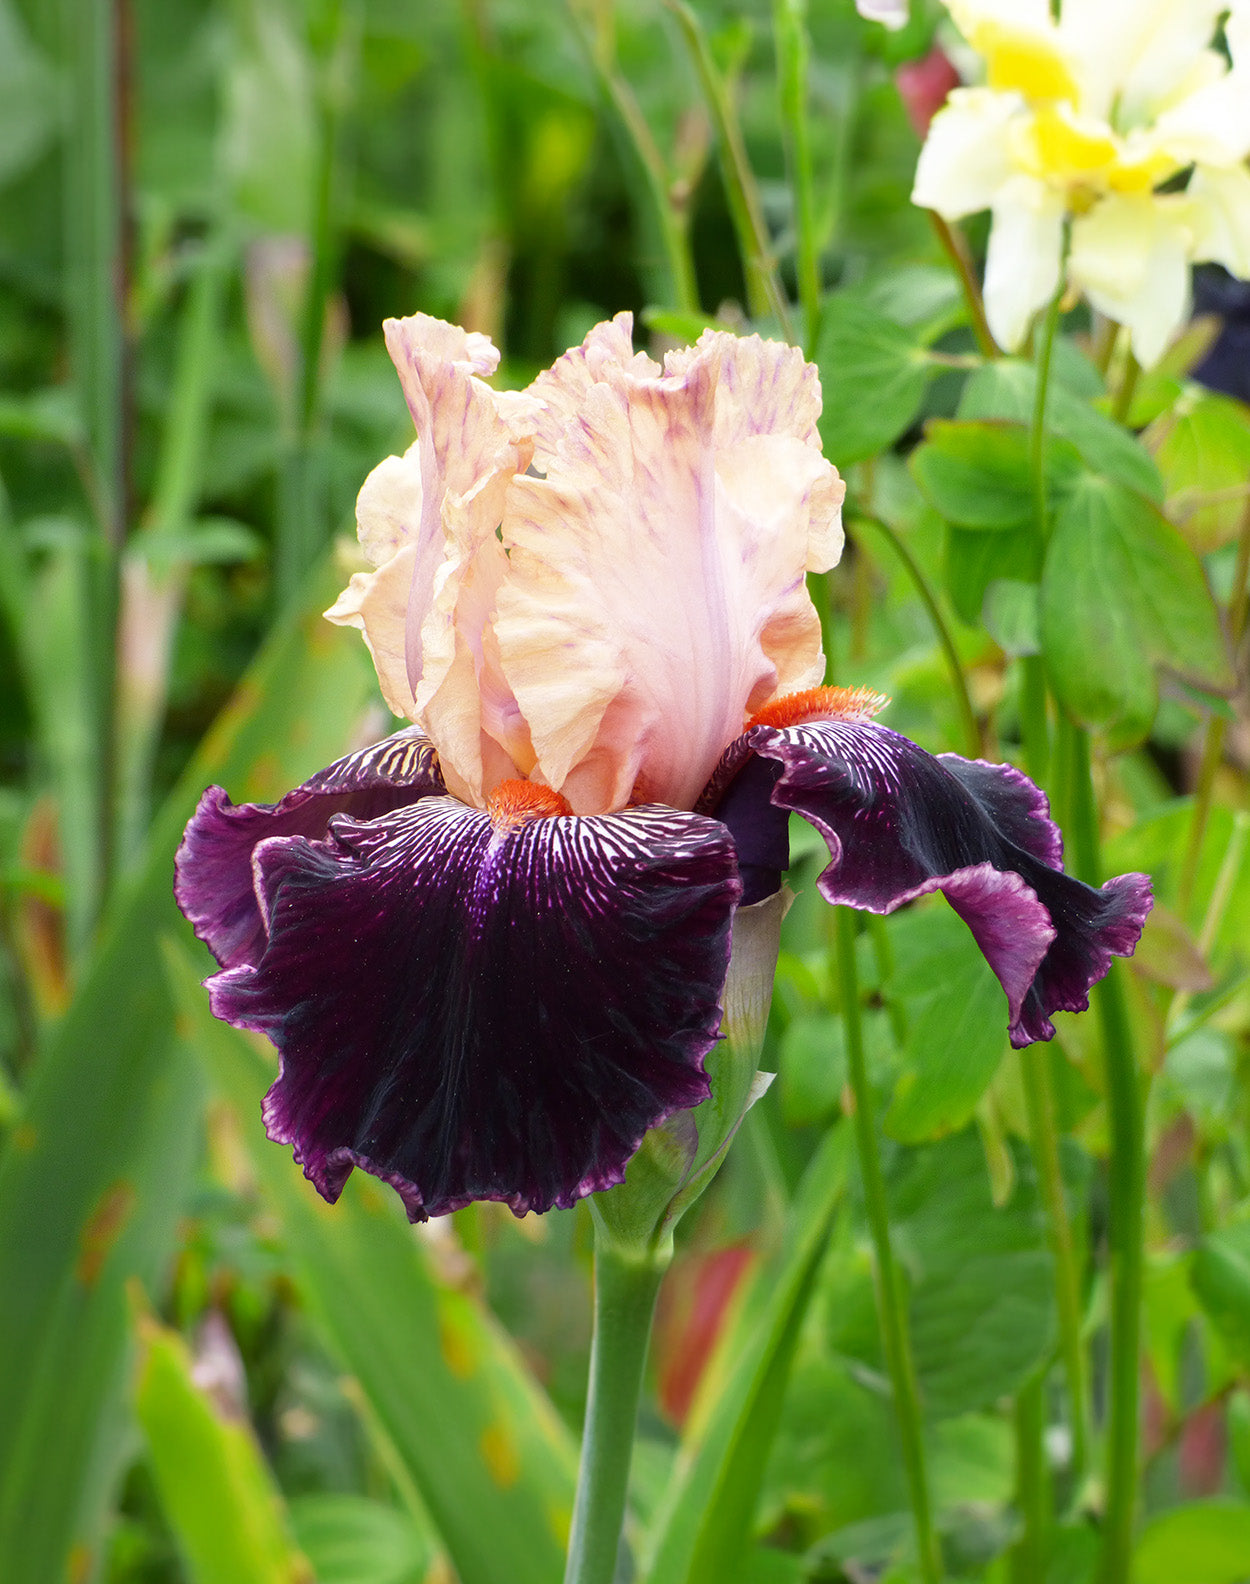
[836,907,943,1584]
[773,0,820,352]
[564,1240,669,1584]
[1058,718,1144,1584]
[61,0,132,948]
[670,0,792,337]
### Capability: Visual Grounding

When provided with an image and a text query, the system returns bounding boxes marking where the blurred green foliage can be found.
[0,0,1248,1582]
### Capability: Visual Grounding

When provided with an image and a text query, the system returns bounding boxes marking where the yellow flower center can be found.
[973,21,1080,105]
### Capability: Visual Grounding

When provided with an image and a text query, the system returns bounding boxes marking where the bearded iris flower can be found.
[175,314,1151,1223]
[912,0,1250,363]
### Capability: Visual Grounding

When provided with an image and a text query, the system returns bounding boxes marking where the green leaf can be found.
[959,359,1164,502]
[778,1013,847,1128]
[884,908,1009,1143]
[945,523,1041,626]
[166,944,578,1584]
[0,564,377,1584]
[912,420,1037,529]
[1192,1222,1250,1367]
[815,295,935,464]
[1134,1501,1250,1584]
[982,578,1041,657]
[288,1494,432,1584]
[1148,388,1250,553]
[887,1132,1056,1419]
[642,1128,851,1584]
[0,0,60,189]
[136,1316,311,1584]
[1041,472,1233,742]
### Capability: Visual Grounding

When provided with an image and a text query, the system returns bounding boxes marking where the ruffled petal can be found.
[702,717,1152,1047]
[325,314,540,722]
[208,796,741,1219]
[496,321,844,814]
[174,728,443,971]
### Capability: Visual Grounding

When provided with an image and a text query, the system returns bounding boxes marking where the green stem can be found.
[564,1240,669,1584]
[1020,656,1050,785]
[1111,353,1140,427]
[670,0,793,337]
[115,230,231,868]
[836,908,943,1584]
[1011,1373,1048,1583]
[61,0,131,946]
[851,514,980,758]
[1030,286,1062,544]
[277,1,348,609]
[1179,495,1250,914]
[1061,721,1144,1584]
[773,0,820,352]
[1021,1047,1090,1490]
[927,211,998,360]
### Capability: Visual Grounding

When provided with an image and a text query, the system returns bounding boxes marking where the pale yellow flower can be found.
[913,0,1250,364]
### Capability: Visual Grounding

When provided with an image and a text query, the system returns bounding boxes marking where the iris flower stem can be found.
[836,908,943,1584]
[850,514,980,759]
[773,0,821,353]
[1059,718,1144,1584]
[927,212,998,360]
[564,1239,669,1584]
[669,0,794,338]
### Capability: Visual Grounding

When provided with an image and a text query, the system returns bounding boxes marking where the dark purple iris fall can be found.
[174,314,1152,1223]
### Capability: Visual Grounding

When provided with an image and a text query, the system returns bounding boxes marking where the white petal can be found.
[1188,164,1250,278]
[856,0,909,28]
[1059,0,1225,124]
[1150,65,1250,166]
[911,88,1021,219]
[1068,194,1192,368]
[982,174,1065,351]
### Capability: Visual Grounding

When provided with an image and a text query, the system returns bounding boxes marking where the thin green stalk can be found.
[773,0,820,352]
[927,212,998,359]
[1111,352,1140,427]
[61,0,131,946]
[836,908,943,1584]
[851,514,980,758]
[1060,720,1145,1584]
[1020,656,1050,784]
[601,71,699,314]
[277,1,349,609]
[1021,1047,1090,1490]
[1179,495,1250,913]
[669,0,793,337]
[563,1241,669,1584]
[1011,1373,1048,1583]
[115,231,231,867]
[1019,282,1063,787]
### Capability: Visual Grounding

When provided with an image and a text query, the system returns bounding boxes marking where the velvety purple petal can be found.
[174,728,443,970]
[705,719,1152,1047]
[207,798,741,1219]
